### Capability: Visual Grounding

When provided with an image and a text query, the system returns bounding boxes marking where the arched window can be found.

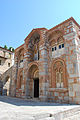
[57,36,63,44]
[33,43,39,61]
[29,32,40,61]
[56,67,63,88]
[53,61,64,88]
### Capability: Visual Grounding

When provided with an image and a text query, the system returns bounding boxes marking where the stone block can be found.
[58,96,63,100]
[68,86,73,91]
[76,92,80,97]
[64,96,69,101]
[54,92,59,96]
[68,79,74,83]
[73,97,80,103]
[60,93,64,96]
[73,84,80,92]
[69,91,75,97]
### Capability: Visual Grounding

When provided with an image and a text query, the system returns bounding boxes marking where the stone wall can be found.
[11,17,80,104]
[0,47,14,75]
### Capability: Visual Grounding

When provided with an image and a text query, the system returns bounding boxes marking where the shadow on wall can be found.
[0,96,78,107]
[0,80,3,95]
[0,76,10,96]
[3,76,10,96]
[0,66,13,96]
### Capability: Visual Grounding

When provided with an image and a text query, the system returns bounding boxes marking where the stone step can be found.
[34,107,80,120]
[64,111,80,120]
[34,113,51,120]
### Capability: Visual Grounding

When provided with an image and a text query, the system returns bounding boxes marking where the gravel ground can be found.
[0,96,80,120]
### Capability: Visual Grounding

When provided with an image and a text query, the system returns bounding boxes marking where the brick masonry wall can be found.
[11,18,80,104]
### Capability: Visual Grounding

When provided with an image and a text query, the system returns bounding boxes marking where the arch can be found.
[27,64,39,98]
[28,62,39,72]
[28,64,39,79]
[47,30,65,46]
[26,32,40,62]
[51,59,67,88]
[3,76,11,96]
[29,32,40,43]
[57,36,64,44]
[48,30,63,40]
[28,32,40,48]
[33,70,39,78]
[29,32,40,61]
[53,61,64,88]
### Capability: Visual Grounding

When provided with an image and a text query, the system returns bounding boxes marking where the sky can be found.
[0,0,80,49]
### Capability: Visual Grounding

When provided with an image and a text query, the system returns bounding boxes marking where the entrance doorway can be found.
[34,78,39,98]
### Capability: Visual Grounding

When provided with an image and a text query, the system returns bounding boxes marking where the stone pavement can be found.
[0,96,80,120]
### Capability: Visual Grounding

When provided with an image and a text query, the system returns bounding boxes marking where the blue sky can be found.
[0,0,80,49]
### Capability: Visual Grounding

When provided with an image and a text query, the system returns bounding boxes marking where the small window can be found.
[0,60,1,65]
[62,44,64,48]
[52,48,54,51]
[59,45,61,49]
[55,47,57,50]
[8,63,10,67]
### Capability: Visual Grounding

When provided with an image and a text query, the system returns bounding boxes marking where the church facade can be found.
[11,17,80,104]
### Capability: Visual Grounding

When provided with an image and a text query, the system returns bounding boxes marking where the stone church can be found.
[10,17,80,104]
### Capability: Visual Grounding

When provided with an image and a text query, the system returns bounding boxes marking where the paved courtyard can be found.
[0,96,80,120]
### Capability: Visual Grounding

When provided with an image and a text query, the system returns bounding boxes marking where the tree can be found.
[9,47,12,51]
[9,47,14,52]
[4,45,8,49]
[12,48,14,52]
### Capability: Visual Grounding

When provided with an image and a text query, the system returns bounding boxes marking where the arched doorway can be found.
[28,64,39,98]
[33,70,39,98]
[3,76,10,96]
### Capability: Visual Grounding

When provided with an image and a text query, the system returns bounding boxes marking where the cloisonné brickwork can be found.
[11,17,80,104]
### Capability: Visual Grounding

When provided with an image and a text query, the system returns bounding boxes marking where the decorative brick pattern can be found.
[11,17,80,104]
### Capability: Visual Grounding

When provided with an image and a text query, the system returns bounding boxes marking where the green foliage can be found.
[4,45,8,49]
[3,45,14,52]
[12,48,14,52]
[9,47,12,51]
[9,47,14,52]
